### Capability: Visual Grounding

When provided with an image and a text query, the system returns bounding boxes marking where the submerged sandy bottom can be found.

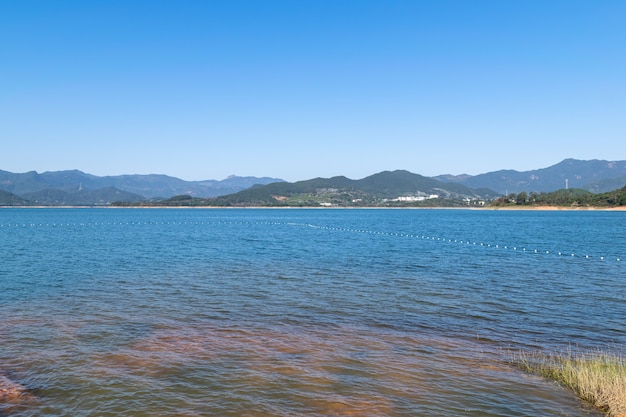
[1,318,601,416]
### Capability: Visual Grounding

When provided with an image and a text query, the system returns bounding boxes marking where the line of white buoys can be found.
[2,219,622,263]
[299,223,623,264]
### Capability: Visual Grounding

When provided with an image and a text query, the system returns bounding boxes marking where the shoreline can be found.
[485,205,626,211]
[2,204,626,211]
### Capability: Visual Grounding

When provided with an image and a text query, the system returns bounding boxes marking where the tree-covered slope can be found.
[490,185,626,207]
[124,170,498,207]
[0,190,32,206]
[21,187,145,206]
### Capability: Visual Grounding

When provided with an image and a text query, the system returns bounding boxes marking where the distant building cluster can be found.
[393,194,439,202]
[463,198,486,206]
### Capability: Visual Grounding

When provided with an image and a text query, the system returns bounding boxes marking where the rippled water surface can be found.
[1,208,624,416]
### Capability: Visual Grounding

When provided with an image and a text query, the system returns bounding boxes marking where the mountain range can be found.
[1,159,626,206]
[433,158,626,194]
[0,170,282,205]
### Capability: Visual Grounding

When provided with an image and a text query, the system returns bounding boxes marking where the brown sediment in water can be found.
[86,325,405,415]
[308,395,393,416]
[0,374,36,404]
[93,327,225,378]
[91,324,446,414]
[3,319,604,415]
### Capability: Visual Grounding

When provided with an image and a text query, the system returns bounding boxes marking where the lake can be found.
[1,208,624,416]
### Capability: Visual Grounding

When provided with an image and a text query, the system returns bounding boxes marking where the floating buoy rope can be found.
[1,219,622,263]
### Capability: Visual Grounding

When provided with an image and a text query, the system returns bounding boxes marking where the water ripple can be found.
[1,208,622,416]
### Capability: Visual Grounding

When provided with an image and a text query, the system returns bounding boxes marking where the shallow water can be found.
[1,208,624,416]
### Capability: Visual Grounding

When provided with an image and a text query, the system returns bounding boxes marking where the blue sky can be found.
[2,1,625,182]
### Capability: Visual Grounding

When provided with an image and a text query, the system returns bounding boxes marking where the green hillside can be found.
[490,185,626,207]
[20,187,145,206]
[116,170,498,207]
[0,190,32,206]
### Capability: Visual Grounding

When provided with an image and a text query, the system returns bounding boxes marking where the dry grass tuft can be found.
[511,348,626,416]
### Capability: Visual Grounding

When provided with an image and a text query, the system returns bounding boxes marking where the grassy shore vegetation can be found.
[510,348,626,416]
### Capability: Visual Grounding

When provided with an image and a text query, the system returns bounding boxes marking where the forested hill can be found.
[0,187,144,206]
[0,190,31,206]
[490,185,626,207]
[117,170,499,207]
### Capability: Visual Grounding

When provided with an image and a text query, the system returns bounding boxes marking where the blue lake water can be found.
[1,208,624,416]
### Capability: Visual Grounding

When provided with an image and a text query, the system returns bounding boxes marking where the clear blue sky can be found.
[2,1,625,182]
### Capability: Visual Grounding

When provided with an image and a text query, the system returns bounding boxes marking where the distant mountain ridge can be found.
[2,159,626,206]
[433,159,626,194]
[0,170,284,200]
